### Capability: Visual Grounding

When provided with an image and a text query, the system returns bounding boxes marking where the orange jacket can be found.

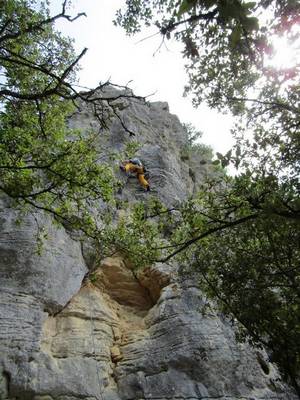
[123,162,149,189]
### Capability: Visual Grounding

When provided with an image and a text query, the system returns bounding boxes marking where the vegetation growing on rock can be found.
[0,0,299,396]
[0,0,142,239]
[116,0,300,393]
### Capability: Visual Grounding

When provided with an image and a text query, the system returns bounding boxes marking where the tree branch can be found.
[158,213,259,262]
[227,96,300,114]
[0,47,87,101]
[0,3,86,44]
[160,9,218,35]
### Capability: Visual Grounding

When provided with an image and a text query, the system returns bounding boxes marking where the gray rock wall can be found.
[0,200,88,399]
[0,92,297,400]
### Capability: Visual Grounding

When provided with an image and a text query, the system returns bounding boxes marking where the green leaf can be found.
[243,16,259,31]
[225,149,232,159]
[242,2,256,12]
[177,0,197,17]
[221,158,229,167]
[202,0,217,7]
[230,25,242,48]
[219,1,242,20]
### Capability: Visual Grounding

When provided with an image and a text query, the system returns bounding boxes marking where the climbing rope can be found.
[87,286,105,400]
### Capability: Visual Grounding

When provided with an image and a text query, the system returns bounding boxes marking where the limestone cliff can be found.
[0,90,297,400]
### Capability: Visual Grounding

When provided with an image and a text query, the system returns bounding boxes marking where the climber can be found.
[120,158,150,191]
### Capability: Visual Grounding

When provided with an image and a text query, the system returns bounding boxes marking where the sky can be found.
[51,0,235,154]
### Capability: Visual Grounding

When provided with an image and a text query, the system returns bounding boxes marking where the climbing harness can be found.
[87,288,105,400]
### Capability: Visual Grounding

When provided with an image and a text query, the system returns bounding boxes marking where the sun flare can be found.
[266,35,300,69]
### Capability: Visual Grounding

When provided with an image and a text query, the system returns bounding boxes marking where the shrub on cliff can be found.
[116,0,300,393]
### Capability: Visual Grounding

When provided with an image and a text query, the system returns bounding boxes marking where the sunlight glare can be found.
[266,35,300,69]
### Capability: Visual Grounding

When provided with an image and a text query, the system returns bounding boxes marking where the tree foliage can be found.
[116,0,300,394]
[1,0,299,393]
[0,0,143,238]
[116,0,300,109]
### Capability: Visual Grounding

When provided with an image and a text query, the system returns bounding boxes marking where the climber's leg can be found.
[138,173,150,191]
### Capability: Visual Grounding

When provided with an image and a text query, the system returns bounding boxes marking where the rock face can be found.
[0,91,297,400]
